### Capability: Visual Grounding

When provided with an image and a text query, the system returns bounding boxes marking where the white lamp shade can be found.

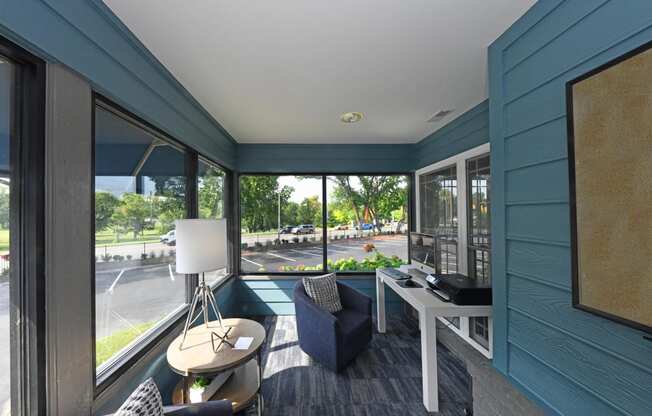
[175,219,227,274]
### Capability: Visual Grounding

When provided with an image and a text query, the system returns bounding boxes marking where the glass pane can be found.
[94,105,187,371]
[467,155,491,283]
[325,176,408,272]
[240,176,323,273]
[470,316,490,349]
[419,166,458,274]
[198,159,227,285]
[0,54,13,416]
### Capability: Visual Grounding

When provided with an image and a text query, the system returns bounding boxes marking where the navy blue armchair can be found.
[294,280,372,372]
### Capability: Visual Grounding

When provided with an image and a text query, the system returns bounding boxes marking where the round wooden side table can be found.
[167,318,266,415]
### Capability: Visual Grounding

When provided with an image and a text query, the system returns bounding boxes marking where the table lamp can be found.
[175,218,229,349]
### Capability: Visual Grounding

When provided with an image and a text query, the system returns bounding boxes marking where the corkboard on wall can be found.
[568,42,652,333]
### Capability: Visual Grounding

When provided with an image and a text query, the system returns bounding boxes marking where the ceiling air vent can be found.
[427,109,453,123]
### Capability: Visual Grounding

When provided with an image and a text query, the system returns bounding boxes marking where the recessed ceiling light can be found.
[427,109,454,123]
[340,112,363,124]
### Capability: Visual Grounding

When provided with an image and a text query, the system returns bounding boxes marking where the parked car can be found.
[292,224,315,235]
[279,226,294,234]
[334,224,349,230]
[160,230,175,244]
[358,223,374,231]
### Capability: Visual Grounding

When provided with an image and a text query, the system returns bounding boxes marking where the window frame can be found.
[1,35,47,416]
[198,155,230,288]
[415,143,493,359]
[91,94,234,393]
[237,172,412,277]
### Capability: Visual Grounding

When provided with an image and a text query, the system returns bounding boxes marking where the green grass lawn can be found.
[0,229,8,252]
[96,321,155,367]
[95,229,161,247]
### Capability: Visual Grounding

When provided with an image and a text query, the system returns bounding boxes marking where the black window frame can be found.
[0,35,47,416]
[237,172,412,277]
[91,94,235,394]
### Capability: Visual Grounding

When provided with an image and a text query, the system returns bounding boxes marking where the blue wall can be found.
[413,100,489,169]
[0,0,237,169]
[238,143,414,173]
[229,277,403,316]
[489,1,652,415]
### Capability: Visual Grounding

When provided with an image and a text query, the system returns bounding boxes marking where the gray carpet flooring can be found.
[246,315,472,416]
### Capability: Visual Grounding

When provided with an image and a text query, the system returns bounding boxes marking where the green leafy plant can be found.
[191,376,211,390]
[279,252,405,272]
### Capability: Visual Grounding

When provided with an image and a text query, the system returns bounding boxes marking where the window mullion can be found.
[322,176,327,272]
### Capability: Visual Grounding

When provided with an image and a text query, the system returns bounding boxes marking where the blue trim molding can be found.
[238,143,415,173]
[489,1,652,415]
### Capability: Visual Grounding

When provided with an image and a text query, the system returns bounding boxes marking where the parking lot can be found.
[241,233,408,272]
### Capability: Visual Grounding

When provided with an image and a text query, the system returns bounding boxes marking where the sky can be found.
[278,176,360,203]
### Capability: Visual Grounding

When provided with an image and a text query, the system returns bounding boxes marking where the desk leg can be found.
[376,273,386,333]
[420,311,438,412]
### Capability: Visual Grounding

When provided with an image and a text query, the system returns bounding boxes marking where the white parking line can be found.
[266,252,296,262]
[288,249,321,257]
[327,246,349,253]
[242,257,263,267]
[108,269,126,294]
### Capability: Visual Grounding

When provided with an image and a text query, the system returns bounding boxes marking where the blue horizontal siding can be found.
[413,100,489,169]
[490,1,652,415]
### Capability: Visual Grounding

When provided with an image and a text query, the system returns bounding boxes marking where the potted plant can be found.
[188,371,233,403]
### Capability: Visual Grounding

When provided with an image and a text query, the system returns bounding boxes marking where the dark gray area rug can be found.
[244,315,471,416]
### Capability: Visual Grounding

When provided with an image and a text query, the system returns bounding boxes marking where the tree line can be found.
[95,169,224,240]
[240,175,408,233]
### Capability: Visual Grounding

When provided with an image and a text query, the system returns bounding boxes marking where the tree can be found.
[240,176,293,233]
[95,192,120,231]
[327,176,407,231]
[199,167,224,218]
[111,193,150,239]
[0,186,9,230]
[282,201,299,226]
[150,176,185,232]
[297,196,322,226]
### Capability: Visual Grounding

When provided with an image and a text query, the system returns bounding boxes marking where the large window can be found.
[240,176,324,273]
[416,144,492,357]
[467,154,491,349]
[94,103,188,372]
[419,167,458,274]
[198,157,227,285]
[239,175,409,274]
[0,52,13,416]
[326,176,408,272]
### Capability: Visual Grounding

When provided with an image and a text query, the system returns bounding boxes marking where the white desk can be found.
[376,266,492,413]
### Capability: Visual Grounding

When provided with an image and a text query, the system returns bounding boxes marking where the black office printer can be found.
[425,273,492,305]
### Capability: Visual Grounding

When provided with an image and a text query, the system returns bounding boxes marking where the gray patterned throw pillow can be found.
[116,377,164,416]
[303,273,342,313]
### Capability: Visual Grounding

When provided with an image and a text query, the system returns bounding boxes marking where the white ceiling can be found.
[104,0,535,144]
